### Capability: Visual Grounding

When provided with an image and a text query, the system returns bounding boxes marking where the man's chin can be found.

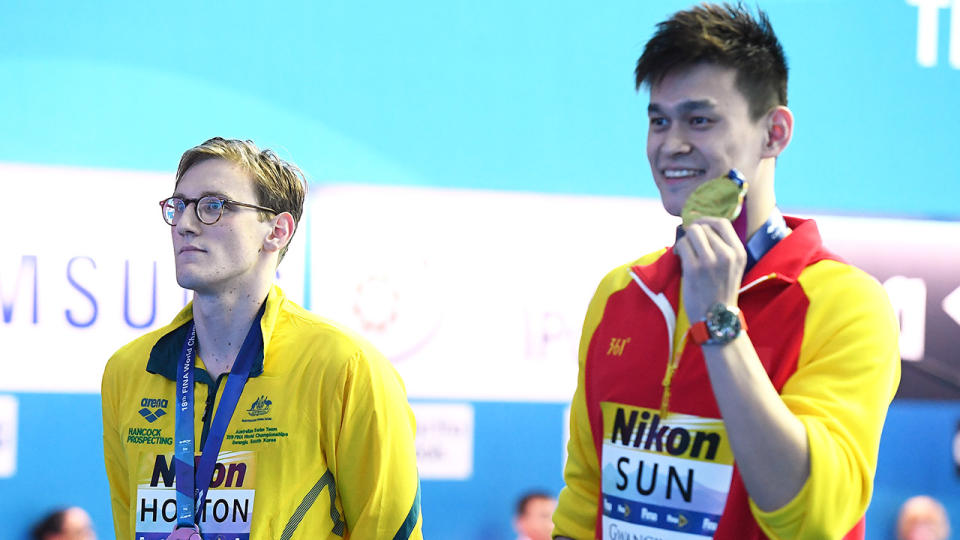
[656,186,695,218]
[175,274,207,293]
[659,199,683,218]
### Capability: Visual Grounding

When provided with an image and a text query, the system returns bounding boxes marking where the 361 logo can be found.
[247,395,272,417]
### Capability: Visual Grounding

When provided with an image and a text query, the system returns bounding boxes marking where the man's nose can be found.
[175,201,202,234]
[662,126,692,155]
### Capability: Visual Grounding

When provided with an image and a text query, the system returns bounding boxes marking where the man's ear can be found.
[761,105,794,159]
[263,212,296,254]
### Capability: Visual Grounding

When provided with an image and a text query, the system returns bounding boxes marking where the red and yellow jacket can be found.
[554,217,900,540]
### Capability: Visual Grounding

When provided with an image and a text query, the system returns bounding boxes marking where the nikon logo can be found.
[610,408,719,460]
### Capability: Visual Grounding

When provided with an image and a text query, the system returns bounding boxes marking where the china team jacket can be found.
[554,217,900,539]
[101,285,423,540]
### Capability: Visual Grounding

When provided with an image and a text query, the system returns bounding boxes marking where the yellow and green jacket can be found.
[102,285,422,540]
[554,217,900,540]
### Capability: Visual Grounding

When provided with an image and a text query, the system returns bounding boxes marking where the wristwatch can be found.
[690,302,747,345]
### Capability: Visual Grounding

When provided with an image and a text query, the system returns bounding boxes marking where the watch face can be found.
[706,303,741,343]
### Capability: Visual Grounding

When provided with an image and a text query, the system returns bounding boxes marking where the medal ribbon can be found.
[173,302,265,530]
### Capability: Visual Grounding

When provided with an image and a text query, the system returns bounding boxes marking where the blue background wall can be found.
[1,1,959,538]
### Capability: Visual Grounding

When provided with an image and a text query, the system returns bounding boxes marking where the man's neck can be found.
[744,202,774,241]
[743,160,777,239]
[191,280,271,380]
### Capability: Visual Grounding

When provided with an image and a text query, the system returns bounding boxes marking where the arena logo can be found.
[138,397,169,423]
[908,0,960,68]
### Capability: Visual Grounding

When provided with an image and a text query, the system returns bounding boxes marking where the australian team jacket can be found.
[102,285,423,540]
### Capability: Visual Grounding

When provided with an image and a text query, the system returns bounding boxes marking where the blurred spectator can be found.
[897,495,950,540]
[30,507,96,540]
[514,491,556,540]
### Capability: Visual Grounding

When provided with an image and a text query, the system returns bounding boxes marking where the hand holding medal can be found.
[674,168,750,329]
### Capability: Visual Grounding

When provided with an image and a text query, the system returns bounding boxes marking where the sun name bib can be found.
[600,403,734,539]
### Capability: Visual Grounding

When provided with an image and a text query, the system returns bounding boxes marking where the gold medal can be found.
[681,172,748,228]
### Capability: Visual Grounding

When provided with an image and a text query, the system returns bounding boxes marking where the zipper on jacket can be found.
[199,374,226,448]
[629,269,679,417]
[629,269,782,418]
[629,270,677,356]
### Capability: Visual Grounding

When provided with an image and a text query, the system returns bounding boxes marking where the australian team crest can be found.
[247,395,272,417]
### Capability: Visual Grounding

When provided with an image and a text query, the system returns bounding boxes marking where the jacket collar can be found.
[745,216,837,284]
[632,215,835,295]
[743,207,789,271]
[631,247,681,295]
[146,285,287,383]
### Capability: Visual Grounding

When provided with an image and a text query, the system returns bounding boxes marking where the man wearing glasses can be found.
[101,137,422,540]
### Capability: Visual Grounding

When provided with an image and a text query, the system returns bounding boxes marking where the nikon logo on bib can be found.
[134,451,256,540]
[600,403,734,539]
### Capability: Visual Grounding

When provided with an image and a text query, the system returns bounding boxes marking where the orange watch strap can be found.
[690,320,711,345]
[689,310,747,345]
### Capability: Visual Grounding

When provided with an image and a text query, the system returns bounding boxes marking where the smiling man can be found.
[101,137,422,540]
[553,4,900,539]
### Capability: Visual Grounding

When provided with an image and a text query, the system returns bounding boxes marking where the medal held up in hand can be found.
[681,169,748,228]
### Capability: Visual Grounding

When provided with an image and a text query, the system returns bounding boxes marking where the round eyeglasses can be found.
[159,195,278,226]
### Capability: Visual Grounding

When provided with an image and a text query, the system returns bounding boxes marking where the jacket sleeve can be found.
[553,357,601,539]
[554,264,633,540]
[330,344,423,539]
[751,261,901,538]
[101,354,131,540]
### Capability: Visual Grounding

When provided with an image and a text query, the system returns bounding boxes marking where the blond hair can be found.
[176,137,307,261]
